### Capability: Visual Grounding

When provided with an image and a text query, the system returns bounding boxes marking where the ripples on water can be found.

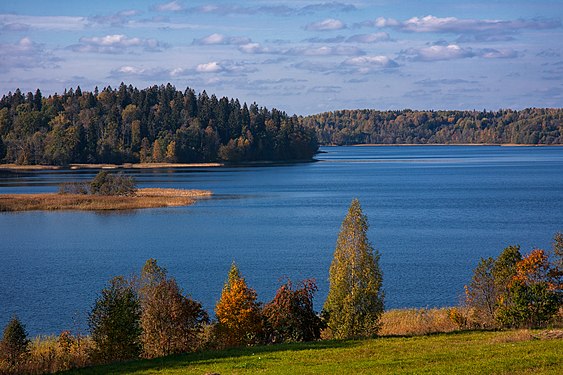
[1,146,562,335]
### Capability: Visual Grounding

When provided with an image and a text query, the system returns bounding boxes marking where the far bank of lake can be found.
[1,145,562,335]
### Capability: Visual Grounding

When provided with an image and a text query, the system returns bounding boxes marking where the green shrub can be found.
[88,276,142,363]
[89,171,137,196]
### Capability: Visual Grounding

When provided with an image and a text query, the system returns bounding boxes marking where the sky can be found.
[0,0,562,115]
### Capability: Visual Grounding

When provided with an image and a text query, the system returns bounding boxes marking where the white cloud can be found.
[346,32,390,43]
[0,37,60,73]
[69,34,166,53]
[153,1,185,12]
[287,45,363,56]
[305,18,346,31]
[401,44,520,61]
[342,55,398,72]
[375,15,560,37]
[196,62,223,73]
[238,43,272,54]
[407,44,474,61]
[192,33,251,46]
[195,60,257,75]
[0,14,87,31]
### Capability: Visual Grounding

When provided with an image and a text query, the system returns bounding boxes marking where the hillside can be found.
[300,108,563,145]
[0,85,318,166]
[67,330,562,374]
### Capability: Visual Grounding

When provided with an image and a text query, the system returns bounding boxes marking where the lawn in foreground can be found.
[67,330,562,374]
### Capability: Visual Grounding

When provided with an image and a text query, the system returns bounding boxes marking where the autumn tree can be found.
[263,279,323,343]
[464,245,521,327]
[137,259,208,358]
[323,198,384,339]
[214,262,262,347]
[88,276,142,363]
[496,249,560,328]
[0,316,30,369]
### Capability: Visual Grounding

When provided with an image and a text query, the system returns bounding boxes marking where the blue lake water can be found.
[1,145,562,336]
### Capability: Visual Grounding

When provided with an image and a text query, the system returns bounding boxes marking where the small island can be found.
[0,171,211,212]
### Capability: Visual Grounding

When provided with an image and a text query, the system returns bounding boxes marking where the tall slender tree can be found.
[323,198,384,339]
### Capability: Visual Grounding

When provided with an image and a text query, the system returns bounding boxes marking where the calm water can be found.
[1,146,562,336]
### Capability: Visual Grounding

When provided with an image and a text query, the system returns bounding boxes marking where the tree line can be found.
[300,108,563,145]
[0,85,318,165]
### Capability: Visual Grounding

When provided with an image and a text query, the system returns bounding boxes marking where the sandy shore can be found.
[0,162,223,171]
[0,188,212,212]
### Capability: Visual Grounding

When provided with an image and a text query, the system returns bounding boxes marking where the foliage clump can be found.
[59,171,136,196]
[0,316,30,370]
[464,234,563,329]
[214,262,263,348]
[263,279,324,343]
[323,198,384,339]
[88,276,142,363]
[138,259,208,358]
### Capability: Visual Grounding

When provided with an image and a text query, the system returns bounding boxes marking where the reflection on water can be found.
[1,146,563,335]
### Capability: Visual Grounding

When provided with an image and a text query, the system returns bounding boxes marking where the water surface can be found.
[1,146,562,335]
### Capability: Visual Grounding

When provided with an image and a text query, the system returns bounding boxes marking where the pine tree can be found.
[0,316,30,367]
[323,198,384,339]
[88,276,142,363]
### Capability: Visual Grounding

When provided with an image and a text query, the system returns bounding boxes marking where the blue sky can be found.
[0,0,562,115]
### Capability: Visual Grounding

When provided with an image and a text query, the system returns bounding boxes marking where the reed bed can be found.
[0,188,212,212]
[379,307,461,336]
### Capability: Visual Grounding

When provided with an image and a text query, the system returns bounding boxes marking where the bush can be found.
[88,276,142,363]
[0,316,30,370]
[58,182,90,195]
[263,279,323,343]
[138,259,208,358]
[89,171,137,196]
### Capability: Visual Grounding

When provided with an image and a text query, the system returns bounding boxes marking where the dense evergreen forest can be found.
[0,84,318,165]
[301,108,563,145]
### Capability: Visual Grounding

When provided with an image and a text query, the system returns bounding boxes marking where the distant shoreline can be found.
[0,162,223,172]
[0,188,212,212]
[346,143,563,147]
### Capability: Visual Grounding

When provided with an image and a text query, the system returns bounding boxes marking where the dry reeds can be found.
[379,308,462,336]
[0,188,212,212]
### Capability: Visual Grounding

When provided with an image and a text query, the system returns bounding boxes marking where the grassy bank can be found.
[0,188,211,211]
[66,329,562,375]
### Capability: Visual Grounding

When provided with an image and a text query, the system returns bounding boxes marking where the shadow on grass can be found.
[64,339,360,374]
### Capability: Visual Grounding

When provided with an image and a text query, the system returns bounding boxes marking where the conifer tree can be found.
[214,262,262,347]
[323,199,384,339]
[0,316,30,367]
[88,276,142,363]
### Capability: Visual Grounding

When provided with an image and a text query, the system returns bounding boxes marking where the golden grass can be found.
[379,308,461,336]
[0,188,212,212]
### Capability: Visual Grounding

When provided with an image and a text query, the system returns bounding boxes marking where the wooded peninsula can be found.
[0,84,561,167]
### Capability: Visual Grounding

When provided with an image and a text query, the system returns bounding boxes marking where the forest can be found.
[300,108,563,145]
[0,84,318,165]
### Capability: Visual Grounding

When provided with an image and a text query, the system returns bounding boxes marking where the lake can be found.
[1,145,562,336]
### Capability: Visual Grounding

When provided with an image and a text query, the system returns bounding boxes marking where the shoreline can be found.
[0,162,223,172]
[345,143,563,147]
[0,188,212,212]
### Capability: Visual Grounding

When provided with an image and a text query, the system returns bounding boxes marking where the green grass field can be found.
[67,330,562,374]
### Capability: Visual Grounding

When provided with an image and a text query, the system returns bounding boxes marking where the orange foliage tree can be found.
[214,262,263,347]
[497,248,561,328]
